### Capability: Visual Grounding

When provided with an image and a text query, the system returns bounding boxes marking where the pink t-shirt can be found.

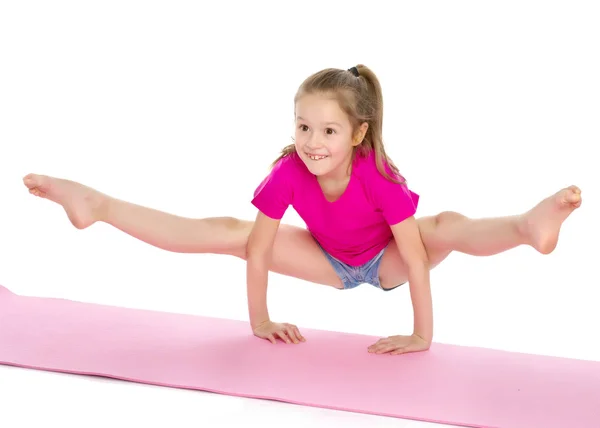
[251,150,420,266]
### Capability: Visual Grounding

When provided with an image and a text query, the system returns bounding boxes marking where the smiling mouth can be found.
[307,154,328,160]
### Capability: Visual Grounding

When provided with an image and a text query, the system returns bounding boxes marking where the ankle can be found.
[96,194,112,223]
[515,214,532,245]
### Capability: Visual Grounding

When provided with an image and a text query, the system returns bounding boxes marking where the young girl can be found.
[22,64,582,356]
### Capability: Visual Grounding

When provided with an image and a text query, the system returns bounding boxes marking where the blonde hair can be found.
[272,64,404,184]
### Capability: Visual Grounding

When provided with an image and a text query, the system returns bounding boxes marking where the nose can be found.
[305,133,323,151]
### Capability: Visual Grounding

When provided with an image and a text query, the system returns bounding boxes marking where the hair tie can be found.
[348,66,359,77]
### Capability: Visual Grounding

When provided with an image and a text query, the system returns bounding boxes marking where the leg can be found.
[22,174,344,288]
[378,186,582,289]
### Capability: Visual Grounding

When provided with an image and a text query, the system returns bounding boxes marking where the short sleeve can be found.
[251,156,294,220]
[370,164,419,226]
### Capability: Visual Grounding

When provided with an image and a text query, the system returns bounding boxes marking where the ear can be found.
[353,122,369,146]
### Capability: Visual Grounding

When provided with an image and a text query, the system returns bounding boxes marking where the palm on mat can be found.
[368,334,431,355]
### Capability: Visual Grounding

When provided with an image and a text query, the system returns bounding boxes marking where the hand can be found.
[368,334,431,355]
[252,320,305,344]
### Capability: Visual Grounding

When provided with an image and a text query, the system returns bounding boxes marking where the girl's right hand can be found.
[253,320,305,344]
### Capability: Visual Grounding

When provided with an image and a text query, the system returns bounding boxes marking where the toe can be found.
[23,173,38,187]
[567,191,582,204]
[29,188,44,197]
[565,193,581,207]
[23,174,46,190]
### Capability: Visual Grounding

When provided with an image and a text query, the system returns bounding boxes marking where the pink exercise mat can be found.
[0,284,598,428]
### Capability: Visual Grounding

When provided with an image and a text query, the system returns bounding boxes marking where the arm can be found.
[245,211,305,344]
[246,210,280,329]
[390,216,433,344]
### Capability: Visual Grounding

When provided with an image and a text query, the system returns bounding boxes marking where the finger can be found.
[266,333,277,345]
[369,342,394,354]
[367,338,388,352]
[288,325,304,343]
[284,326,300,344]
[378,339,412,354]
[286,324,304,342]
[390,344,409,354]
[294,326,306,342]
[371,336,413,352]
[375,343,398,354]
[390,343,422,355]
[275,330,291,344]
[368,343,382,353]
[369,338,399,353]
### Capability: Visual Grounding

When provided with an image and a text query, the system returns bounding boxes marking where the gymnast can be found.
[23,64,582,355]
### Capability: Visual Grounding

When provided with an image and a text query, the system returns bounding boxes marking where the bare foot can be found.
[23,174,108,229]
[519,185,582,254]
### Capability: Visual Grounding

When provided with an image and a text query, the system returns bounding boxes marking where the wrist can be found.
[250,314,270,330]
[246,255,270,330]
[413,330,432,344]
[407,264,433,345]
[248,299,270,330]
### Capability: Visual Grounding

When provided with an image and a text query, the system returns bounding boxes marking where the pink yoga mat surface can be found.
[0,284,598,428]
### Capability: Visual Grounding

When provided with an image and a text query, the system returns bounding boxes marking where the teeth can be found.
[308,155,327,160]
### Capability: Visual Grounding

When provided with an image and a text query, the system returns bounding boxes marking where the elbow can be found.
[405,251,430,277]
[245,240,271,268]
[245,212,279,267]
[408,260,429,277]
[418,252,431,269]
[405,246,430,269]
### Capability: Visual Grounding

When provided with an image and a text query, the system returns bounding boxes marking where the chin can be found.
[300,155,332,174]
[306,164,339,179]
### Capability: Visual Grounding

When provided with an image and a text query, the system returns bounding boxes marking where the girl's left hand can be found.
[368,334,431,355]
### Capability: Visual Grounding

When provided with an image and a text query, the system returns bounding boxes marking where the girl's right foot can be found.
[519,185,582,254]
[22,174,108,229]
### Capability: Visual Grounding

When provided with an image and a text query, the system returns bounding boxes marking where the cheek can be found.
[294,130,306,145]
[294,139,304,152]
[328,137,352,156]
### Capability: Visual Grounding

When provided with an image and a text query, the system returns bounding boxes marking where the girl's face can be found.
[294,93,366,182]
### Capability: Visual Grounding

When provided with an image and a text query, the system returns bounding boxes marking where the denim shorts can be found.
[316,241,405,291]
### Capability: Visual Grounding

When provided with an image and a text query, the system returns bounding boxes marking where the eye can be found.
[298,124,309,132]
[325,128,335,135]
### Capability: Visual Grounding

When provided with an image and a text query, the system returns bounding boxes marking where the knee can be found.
[215,216,245,230]
[220,216,252,235]
[230,218,254,258]
[420,211,463,264]
[207,216,248,230]
[205,216,252,258]
[434,211,465,227]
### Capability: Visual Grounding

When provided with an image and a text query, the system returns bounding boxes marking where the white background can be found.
[1,1,598,427]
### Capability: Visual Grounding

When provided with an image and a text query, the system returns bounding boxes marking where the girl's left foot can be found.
[519,185,582,254]
[22,173,108,229]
